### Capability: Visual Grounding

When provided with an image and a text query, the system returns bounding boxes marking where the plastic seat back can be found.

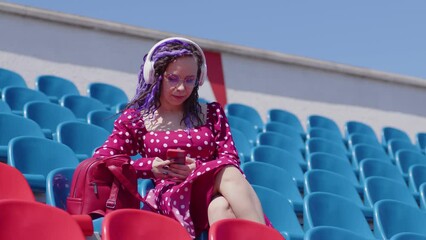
[102,209,192,240]
[228,116,258,146]
[209,218,285,240]
[306,138,348,161]
[87,82,128,110]
[416,133,426,151]
[307,127,346,150]
[230,128,252,164]
[267,108,304,136]
[307,115,342,137]
[382,126,411,146]
[351,144,391,170]
[304,192,374,238]
[0,162,35,201]
[409,164,426,193]
[348,133,382,151]
[257,132,305,166]
[2,86,49,115]
[0,113,44,160]
[8,136,79,191]
[87,110,118,133]
[252,145,304,188]
[395,150,426,179]
[225,103,264,132]
[35,75,80,103]
[374,200,426,239]
[0,68,27,90]
[60,95,107,121]
[0,100,12,114]
[359,159,405,186]
[305,170,365,209]
[265,122,305,150]
[388,139,421,160]
[364,176,417,208]
[0,199,85,240]
[57,121,110,161]
[305,226,375,240]
[253,185,304,239]
[419,183,426,209]
[24,101,77,139]
[46,167,75,210]
[390,232,426,240]
[344,121,377,141]
[241,162,303,213]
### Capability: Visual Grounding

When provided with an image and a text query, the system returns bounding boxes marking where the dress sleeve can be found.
[196,102,240,168]
[92,109,155,179]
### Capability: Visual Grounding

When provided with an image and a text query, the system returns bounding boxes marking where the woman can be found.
[93,37,269,238]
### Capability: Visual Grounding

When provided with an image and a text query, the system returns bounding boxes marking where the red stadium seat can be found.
[209,218,285,240]
[0,162,35,201]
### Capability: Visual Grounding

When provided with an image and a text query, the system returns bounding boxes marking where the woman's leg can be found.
[212,166,265,224]
[207,195,236,225]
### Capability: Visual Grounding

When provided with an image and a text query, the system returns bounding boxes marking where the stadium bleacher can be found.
[1,67,426,239]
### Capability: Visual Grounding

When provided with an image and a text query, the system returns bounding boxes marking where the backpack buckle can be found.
[106,199,116,209]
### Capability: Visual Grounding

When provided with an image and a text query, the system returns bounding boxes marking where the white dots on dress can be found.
[148,148,151,153]
[156,139,160,143]
[150,132,154,135]
[166,131,170,134]
[194,129,198,132]
[139,162,144,167]
[113,139,118,143]
[147,160,152,164]
[173,201,177,206]
[224,144,228,148]
[196,135,201,140]
[127,115,132,119]
[198,146,202,151]
[154,148,158,152]
[163,143,168,148]
[125,139,130,143]
[197,172,201,176]
[130,161,134,164]
[205,133,208,137]
[173,139,178,144]
[204,141,209,145]
[184,187,188,192]
[119,131,123,135]
[178,134,183,138]
[216,109,220,112]
[164,136,169,140]
[142,172,147,176]
[180,195,184,200]
[186,143,191,148]
[217,160,222,164]
[110,151,114,155]
[180,205,185,209]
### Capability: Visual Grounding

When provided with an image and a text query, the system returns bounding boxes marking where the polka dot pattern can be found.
[93,102,241,238]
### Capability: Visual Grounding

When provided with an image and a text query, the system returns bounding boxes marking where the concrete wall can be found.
[1,2,426,140]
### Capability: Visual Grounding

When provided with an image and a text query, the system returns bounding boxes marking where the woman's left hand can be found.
[167,157,196,181]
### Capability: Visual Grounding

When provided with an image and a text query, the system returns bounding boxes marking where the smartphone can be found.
[166,149,186,165]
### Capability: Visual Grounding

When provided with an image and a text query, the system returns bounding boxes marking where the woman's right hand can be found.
[151,157,182,180]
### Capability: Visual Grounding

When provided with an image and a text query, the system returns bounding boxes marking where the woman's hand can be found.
[167,158,196,182]
[151,157,176,179]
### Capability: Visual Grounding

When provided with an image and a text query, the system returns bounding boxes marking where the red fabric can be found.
[93,102,271,238]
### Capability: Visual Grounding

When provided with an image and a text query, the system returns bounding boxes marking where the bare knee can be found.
[208,196,235,224]
[214,166,247,192]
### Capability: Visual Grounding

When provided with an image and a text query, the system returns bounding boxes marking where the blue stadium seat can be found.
[419,183,426,209]
[347,133,382,151]
[257,132,306,170]
[305,226,375,240]
[208,218,284,240]
[267,108,305,138]
[416,133,426,152]
[228,116,258,147]
[252,185,304,240]
[395,150,426,180]
[382,126,412,147]
[87,82,128,111]
[265,122,305,151]
[409,164,426,194]
[114,102,127,114]
[374,200,426,239]
[2,86,49,115]
[56,121,110,161]
[46,167,75,210]
[359,159,405,186]
[306,138,349,163]
[87,110,118,133]
[24,101,77,139]
[351,144,391,170]
[304,169,372,218]
[387,139,421,160]
[303,192,375,239]
[241,162,303,214]
[8,136,79,191]
[307,115,342,138]
[307,127,346,150]
[0,100,11,114]
[0,68,27,91]
[60,95,107,121]
[0,113,44,162]
[251,145,305,189]
[344,121,377,141]
[35,75,80,103]
[364,176,418,209]
[225,103,264,132]
[391,233,426,240]
[229,128,252,164]
[308,153,362,193]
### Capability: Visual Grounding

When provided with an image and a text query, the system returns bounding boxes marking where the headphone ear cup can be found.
[143,59,154,84]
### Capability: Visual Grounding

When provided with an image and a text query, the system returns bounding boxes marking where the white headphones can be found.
[143,37,207,86]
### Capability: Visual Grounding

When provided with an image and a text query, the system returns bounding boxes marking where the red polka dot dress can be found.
[94,102,245,238]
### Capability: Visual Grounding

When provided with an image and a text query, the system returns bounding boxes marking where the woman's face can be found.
[160,56,198,110]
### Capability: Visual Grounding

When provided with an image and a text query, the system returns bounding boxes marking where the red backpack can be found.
[66,155,148,218]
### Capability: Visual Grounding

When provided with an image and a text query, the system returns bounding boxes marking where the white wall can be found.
[1,3,426,141]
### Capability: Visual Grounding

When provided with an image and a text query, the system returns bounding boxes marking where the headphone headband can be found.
[143,37,207,86]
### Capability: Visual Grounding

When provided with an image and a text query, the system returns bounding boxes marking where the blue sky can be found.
[4,0,426,79]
